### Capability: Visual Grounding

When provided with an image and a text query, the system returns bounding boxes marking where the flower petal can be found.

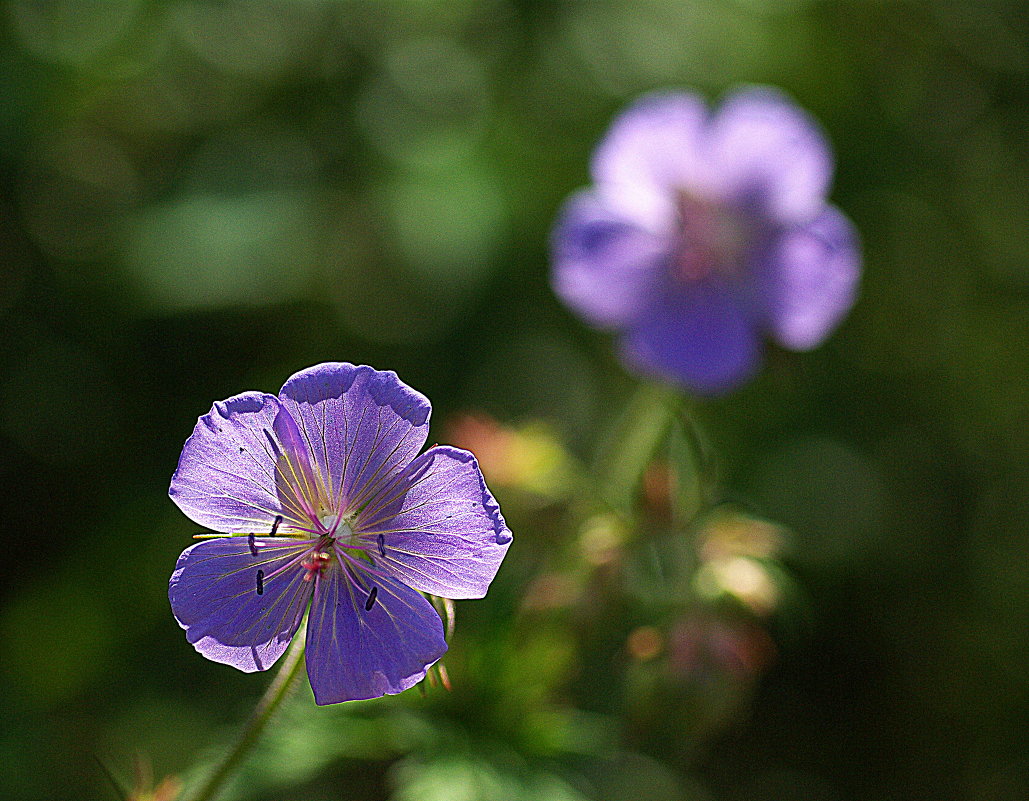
[277,363,431,518]
[305,561,447,704]
[622,282,761,395]
[169,538,313,672]
[359,446,512,600]
[762,205,861,351]
[591,91,709,232]
[551,190,668,329]
[271,406,322,523]
[706,87,833,225]
[170,392,315,533]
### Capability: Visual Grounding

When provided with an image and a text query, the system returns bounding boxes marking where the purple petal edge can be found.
[169,538,312,673]
[551,190,669,330]
[706,86,834,225]
[305,564,447,704]
[361,445,512,600]
[763,205,861,351]
[590,91,709,230]
[277,362,432,517]
[169,392,294,533]
[622,282,762,395]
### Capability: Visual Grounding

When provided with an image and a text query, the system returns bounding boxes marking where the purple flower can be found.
[168,363,512,704]
[552,88,860,394]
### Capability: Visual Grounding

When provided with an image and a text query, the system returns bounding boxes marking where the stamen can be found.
[378,533,386,557]
[270,515,282,536]
[365,586,378,611]
[256,569,265,595]
[248,533,258,557]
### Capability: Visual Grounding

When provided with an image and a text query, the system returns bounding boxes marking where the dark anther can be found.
[248,532,258,557]
[270,514,282,537]
[256,569,265,595]
[365,586,378,611]
[378,533,386,557]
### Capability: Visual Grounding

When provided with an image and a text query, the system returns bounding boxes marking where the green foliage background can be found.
[0,1,1026,800]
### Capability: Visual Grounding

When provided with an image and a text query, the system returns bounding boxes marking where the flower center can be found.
[318,513,357,543]
[674,192,751,284]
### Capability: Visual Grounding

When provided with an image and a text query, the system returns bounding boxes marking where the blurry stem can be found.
[94,755,130,801]
[186,626,307,801]
[598,382,681,513]
[669,400,718,528]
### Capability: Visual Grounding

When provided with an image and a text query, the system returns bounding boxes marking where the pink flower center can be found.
[674,192,751,284]
[302,550,333,582]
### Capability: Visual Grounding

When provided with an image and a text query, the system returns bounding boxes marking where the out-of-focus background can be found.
[1,1,1026,800]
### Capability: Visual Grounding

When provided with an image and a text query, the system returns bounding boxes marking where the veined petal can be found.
[170,392,315,533]
[277,363,431,520]
[622,282,761,396]
[358,446,511,599]
[272,406,322,523]
[706,87,833,226]
[552,191,669,330]
[762,205,861,351]
[591,91,709,232]
[169,538,313,672]
[305,560,447,704]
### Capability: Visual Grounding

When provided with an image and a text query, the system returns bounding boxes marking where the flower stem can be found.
[597,381,681,512]
[597,381,716,525]
[186,627,307,801]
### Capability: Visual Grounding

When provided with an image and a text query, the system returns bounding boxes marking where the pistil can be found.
[301,551,333,583]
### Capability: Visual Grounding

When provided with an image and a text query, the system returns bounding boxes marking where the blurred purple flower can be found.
[168,363,511,704]
[552,88,860,394]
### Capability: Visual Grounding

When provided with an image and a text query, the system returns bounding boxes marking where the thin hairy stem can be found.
[185,627,307,801]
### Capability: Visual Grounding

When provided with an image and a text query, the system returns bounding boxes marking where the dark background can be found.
[0,1,1026,800]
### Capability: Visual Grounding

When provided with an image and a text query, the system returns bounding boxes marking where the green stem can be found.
[597,381,681,512]
[596,381,718,527]
[667,397,718,528]
[186,627,307,801]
